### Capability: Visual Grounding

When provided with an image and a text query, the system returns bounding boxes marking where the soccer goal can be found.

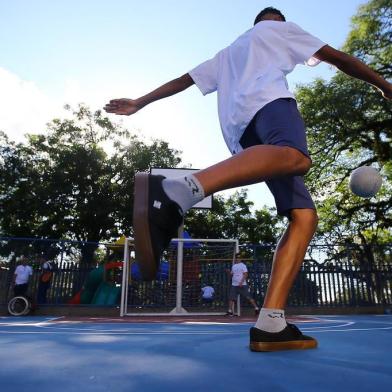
[120,237,239,316]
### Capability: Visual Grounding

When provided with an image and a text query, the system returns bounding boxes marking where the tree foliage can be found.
[0,105,181,246]
[296,0,392,249]
[0,105,283,264]
[185,190,282,244]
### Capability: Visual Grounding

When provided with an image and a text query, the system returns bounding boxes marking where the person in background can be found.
[37,256,55,304]
[227,254,259,316]
[201,283,215,305]
[13,256,33,297]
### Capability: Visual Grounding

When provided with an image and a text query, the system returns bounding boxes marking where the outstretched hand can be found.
[382,84,392,100]
[104,98,141,116]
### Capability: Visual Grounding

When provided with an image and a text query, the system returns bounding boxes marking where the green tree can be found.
[185,189,282,244]
[296,0,392,250]
[0,105,181,262]
[1,106,284,265]
[295,0,392,304]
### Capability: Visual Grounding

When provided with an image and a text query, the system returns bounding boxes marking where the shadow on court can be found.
[0,315,391,392]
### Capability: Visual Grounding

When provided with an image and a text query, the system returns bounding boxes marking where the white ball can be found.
[349,166,382,198]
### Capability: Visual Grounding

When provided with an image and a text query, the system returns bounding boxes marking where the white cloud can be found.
[0,68,61,142]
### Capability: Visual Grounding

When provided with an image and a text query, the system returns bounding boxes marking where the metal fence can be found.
[0,262,92,305]
[0,237,391,309]
[0,237,122,306]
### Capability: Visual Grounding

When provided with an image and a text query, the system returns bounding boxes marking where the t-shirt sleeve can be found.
[286,22,327,67]
[188,52,220,95]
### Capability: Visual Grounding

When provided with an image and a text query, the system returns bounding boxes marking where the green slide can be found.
[80,266,105,304]
[91,281,121,305]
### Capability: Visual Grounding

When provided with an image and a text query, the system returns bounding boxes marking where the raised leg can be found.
[194,145,311,196]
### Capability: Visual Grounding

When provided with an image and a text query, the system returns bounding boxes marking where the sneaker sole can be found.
[249,339,318,352]
[133,172,157,281]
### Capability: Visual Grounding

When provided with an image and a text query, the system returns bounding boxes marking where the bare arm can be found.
[314,45,392,100]
[239,272,248,287]
[104,73,195,116]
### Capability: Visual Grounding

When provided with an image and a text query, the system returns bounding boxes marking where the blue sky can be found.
[0,0,366,210]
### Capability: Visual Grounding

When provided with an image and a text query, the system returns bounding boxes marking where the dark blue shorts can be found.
[239,98,315,218]
[229,285,252,301]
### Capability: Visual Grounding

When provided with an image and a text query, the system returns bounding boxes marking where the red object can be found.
[105,261,123,270]
[68,290,81,305]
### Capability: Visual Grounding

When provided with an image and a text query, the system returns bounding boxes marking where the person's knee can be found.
[285,147,312,175]
[291,208,318,231]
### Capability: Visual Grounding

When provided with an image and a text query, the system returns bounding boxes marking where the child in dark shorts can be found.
[227,255,259,316]
[105,7,392,351]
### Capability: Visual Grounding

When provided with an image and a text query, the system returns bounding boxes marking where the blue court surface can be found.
[0,314,391,392]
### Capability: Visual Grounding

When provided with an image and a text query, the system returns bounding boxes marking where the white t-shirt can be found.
[231,262,248,286]
[189,21,326,155]
[201,286,215,299]
[14,265,33,285]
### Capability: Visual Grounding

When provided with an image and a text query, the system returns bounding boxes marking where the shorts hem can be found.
[270,142,311,160]
[278,206,317,218]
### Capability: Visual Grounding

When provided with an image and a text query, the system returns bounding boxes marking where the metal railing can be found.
[0,237,391,309]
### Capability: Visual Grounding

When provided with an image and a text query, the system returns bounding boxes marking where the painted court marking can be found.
[1,315,391,392]
[0,315,390,335]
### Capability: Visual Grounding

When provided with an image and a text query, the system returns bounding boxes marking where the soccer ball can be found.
[349,166,382,198]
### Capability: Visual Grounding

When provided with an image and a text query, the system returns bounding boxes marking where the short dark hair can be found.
[254,7,286,25]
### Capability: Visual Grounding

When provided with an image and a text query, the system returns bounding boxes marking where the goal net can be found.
[120,237,239,316]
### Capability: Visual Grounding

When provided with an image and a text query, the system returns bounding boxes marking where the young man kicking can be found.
[104,7,392,351]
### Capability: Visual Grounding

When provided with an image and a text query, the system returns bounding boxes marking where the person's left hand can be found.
[382,85,392,100]
[104,98,141,115]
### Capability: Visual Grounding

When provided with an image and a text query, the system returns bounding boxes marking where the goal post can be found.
[120,237,239,316]
[120,236,131,317]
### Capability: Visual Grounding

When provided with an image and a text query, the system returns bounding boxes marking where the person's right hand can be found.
[104,98,141,116]
[382,84,392,100]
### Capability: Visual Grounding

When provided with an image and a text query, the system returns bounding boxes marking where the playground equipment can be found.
[69,263,122,305]
[69,260,169,306]
[8,296,32,316]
